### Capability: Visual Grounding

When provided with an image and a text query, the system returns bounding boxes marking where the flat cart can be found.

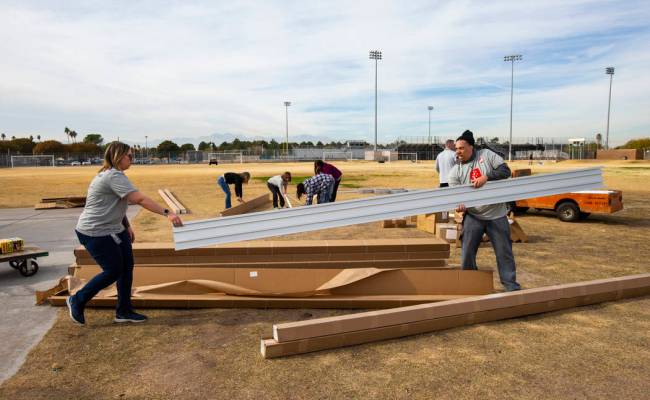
[0,246,49,277]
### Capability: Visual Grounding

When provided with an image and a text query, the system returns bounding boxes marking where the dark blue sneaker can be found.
[114,311,148,323]
[66,296,85,325]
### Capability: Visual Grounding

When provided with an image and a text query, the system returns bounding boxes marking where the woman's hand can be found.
[167,213,183,227]
[127,226,135,243]
[456,203,466,213]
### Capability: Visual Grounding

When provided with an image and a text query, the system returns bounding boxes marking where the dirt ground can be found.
[0,160,649,399]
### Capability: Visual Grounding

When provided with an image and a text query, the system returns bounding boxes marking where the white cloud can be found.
[0,0,648,146]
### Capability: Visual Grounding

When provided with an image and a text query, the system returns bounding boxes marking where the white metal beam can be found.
[173,168,602,250]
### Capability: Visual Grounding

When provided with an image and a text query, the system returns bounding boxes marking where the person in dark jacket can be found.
[314,160,342,202]
[217,172,250,209]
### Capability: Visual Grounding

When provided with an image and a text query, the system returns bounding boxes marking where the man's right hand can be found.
[456,203,466,213]
[237,197,245,203]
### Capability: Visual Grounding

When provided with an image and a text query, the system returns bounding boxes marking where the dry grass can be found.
[1,160,649,399]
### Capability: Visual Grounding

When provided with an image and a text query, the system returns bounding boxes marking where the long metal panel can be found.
[174,168,602,250]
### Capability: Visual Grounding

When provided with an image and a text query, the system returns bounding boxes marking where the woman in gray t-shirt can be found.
[66,142,183,326]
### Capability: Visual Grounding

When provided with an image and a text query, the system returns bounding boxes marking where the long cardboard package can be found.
[262,274,650,358]
[220,193,271,217]
[47,293,472,309]
[73,239,451,266]
[55,267,493,298]
[76,251,449,269]
[74,239,450,258]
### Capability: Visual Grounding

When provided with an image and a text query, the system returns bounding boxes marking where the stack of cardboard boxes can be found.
[38,238,497,309]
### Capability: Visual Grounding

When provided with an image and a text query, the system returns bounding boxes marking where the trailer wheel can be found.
[18,259,39,277]
[557,201,580,222]
[9,260,20,269]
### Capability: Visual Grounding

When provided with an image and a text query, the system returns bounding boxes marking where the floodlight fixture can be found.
[369,50,382,151]
[284,101,291,157]
[504,54,523,161]
[605,67,615,149]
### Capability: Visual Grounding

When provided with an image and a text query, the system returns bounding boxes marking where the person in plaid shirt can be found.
[296,173,335,205]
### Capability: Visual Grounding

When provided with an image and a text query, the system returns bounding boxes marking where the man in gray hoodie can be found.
[448,130,521,291]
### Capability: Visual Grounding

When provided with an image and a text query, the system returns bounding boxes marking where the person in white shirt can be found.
[267,172,291,208]
[435,139,457,187]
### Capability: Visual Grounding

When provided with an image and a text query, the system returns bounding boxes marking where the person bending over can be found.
[314,160,342,202]
[296,173,335,205]
[217,172,250,209]
[267,172,291,208]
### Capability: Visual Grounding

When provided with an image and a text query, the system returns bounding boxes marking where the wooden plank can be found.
[158,189,181,214]
[220,194,271,217]
[41,196,86,203]
[163,189,188,214]
[34,202,61,210]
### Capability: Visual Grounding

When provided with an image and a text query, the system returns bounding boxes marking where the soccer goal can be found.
[208,151,243,164]
[11,155,55,168]
[323,151,352,161]
[398,152,418,163]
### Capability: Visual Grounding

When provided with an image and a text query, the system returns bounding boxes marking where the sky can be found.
[1,0,649,147]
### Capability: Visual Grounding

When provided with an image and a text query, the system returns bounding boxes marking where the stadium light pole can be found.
[605,67,615,150]
[369,50,382,151]
[145,135,148,160]
[284,101,291,158]
[504,54,522,162]
[427,106,434,144]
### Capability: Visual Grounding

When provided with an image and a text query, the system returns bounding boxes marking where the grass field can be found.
[0,160,649,399]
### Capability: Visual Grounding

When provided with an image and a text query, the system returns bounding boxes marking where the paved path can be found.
[0,206,140,384]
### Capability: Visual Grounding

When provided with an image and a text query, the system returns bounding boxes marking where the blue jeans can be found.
[461,213,521,291]
[72,230,135,314]
[217,176,232,209]
[267,182,285,208]
[317,181,335,204]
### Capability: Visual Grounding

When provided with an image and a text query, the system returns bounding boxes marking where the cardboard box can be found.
[268,274,650,351]
[220,194,271,217]
[416,212,449,234]
[435,223,458,242]
[0,237,24,254]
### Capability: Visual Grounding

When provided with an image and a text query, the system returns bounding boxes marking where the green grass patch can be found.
[340,182,362,188]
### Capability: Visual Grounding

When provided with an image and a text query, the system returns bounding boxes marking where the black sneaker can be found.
[114,311,148,323]
[66,296,85,325]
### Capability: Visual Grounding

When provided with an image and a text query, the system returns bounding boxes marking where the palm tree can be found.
[1,133,5,141]
[37,135,41,142]
[71,131,77,142]
[29,135,34,141]
[64,127,70,143]
[11,136,16,140]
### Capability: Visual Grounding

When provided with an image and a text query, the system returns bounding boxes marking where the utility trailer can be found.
[513,190,623,222]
